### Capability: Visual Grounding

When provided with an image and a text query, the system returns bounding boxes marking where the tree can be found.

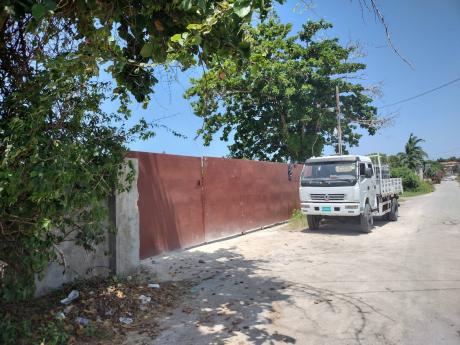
[391,166,421,190]
[0,1,279,101]
[437,156,460,162]
[185,18,378,162]
[423,160,444,179]
[0,0,279,301]
[398,133,428,171]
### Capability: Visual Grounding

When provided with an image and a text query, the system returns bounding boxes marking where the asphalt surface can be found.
[132,180,460,345]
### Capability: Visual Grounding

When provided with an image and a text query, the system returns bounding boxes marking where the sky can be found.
[122,0,460,160]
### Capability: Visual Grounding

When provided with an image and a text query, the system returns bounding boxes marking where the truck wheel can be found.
[388,199,398,221]
[383,203,391,221]
[307,215,321,230]
[383,210,390,221]
[360,203,374,233]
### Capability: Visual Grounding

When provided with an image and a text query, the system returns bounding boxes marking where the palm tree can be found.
[398,133,428,170]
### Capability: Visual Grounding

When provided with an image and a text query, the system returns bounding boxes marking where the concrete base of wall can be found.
[35,233,110,296]
[35,158,140,296]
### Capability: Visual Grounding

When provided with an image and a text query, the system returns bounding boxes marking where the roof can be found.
[306,155,371,163]
[440,161,459,167]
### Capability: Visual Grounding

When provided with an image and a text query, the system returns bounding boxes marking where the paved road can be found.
[134,181,460,345]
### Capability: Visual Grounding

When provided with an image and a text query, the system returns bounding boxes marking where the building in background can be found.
[439,160,460,175]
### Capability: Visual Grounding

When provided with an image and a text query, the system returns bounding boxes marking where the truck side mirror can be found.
[365,167,373,178]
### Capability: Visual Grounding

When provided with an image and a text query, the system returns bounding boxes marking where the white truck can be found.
[299,154,403,233]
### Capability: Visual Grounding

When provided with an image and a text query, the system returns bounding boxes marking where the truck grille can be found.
[310,193,345,201]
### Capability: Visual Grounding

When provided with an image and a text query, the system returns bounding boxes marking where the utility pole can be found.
[335,85,343,155]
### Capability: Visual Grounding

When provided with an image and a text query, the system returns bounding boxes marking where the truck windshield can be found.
[301,161,357,186]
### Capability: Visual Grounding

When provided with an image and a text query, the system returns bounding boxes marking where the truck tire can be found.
[360,203,374,233]
[383,210,390,221]
[388,198,398,221]
[307,215,321,230]
[383,203,391,221]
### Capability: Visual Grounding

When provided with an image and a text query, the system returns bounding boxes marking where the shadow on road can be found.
[299,217,393,236]
[141,247,297,345]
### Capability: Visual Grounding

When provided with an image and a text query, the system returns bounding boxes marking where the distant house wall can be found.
[439,161,460,175]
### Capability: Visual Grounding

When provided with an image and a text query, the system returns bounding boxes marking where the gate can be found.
[130,151,301,258]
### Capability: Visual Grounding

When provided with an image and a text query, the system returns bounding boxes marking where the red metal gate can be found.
[131,151,301,258]
[202,157,301,241]
[130,152,205,259]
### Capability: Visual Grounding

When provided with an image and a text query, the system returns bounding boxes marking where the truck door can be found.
[359,162,377,209]
[367,163,377,209]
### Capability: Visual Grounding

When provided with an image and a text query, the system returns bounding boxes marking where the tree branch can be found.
[365,0,414,69]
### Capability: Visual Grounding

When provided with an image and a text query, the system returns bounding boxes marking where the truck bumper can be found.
[300,202,361,216]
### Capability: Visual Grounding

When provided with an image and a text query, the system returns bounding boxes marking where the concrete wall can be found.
[115,158,140,276]
[33,151,301,294]
[35,158,140,295]
[35,230,110,296]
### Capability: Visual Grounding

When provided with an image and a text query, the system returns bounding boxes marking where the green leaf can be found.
[171,33,183,43]
[140,42,154,58]
[181,0,193,11]
[197,0,207,11]
[189,34,202,45]
[234,5,251,18]
[31,4,46,19]
[41,219,52,230]
[152,45,167,63]
[186,23,203,30]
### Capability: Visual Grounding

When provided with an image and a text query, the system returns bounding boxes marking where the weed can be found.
[289,209,307,229]
[401,180,434,197]
[37,320,69,345]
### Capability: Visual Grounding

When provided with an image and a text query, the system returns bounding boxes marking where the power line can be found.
[379,76,460,109]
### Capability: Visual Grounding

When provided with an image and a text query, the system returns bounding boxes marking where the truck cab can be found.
[299,155,402,233]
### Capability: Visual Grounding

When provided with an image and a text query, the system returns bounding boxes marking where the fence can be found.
[128,151,302,259]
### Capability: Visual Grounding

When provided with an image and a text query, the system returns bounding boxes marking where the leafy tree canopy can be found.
[1,0,279,101]
[0,0,280,301]
[391,166,421,190]
[423,160,444,178]
[185,18,378,162]
[398,133,428,171]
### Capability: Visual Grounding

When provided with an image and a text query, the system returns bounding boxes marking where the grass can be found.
[457,175,460,184]
[400,180,435,198]
[289,209,307,229]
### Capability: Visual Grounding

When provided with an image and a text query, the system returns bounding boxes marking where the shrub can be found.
[416,180,434,194]
[289,209,307,229]
[391,166,421,191]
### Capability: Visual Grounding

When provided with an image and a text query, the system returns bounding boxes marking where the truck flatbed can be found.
[377,177,403,196]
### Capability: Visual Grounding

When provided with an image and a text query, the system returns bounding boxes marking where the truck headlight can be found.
[345,205,359,209]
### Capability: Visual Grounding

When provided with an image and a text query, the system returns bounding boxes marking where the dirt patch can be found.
[0,275,191,345]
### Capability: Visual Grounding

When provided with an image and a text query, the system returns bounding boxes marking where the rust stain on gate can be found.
[131,151,301,259]
[130,152,204,259]
[202,157,301,242]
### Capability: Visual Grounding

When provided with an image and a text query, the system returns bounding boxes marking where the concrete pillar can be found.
[114,158,140,276]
